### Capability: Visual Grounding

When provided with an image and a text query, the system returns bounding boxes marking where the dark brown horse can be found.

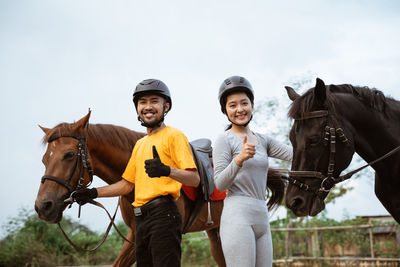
[35,112,285,266]
[284,78,400,224]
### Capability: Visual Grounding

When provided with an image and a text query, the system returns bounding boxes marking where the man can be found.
[74,79,200,267]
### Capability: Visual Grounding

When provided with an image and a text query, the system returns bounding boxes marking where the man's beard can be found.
[138,115,165,128]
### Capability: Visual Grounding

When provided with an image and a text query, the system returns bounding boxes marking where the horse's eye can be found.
[307,136,321,147]
[63,151,75,160]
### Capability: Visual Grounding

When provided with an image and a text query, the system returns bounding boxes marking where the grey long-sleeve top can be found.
[213,130,293,201]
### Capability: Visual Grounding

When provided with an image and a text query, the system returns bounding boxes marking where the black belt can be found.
[134,195,173,217]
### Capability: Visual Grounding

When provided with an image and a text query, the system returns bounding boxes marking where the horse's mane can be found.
[43,123,145,152]
[288,83,397,119]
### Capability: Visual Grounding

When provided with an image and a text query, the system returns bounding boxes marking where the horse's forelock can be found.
[288,88,320,119]
[42,123,73,145]
[288,86,349,120]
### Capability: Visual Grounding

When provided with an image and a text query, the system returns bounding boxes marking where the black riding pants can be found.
[134,196,182,267]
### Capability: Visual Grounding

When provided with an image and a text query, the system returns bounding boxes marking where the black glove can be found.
[145,146,171,178]
[73,188,98,205]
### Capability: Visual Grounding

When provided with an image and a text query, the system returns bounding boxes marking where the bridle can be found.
[41,130,93,193]
[286,110,400,196]
[286,110,349,196]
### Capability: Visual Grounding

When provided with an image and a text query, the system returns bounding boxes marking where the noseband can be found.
[287,110,400,196]
[41,130,93,194]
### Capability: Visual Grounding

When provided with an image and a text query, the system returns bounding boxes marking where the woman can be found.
[213,76,292,267]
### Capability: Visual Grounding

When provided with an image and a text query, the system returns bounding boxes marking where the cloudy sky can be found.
[1,0,400,236]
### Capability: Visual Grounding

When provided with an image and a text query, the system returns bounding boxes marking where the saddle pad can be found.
[182,185,226,201]
[210,187,226,200]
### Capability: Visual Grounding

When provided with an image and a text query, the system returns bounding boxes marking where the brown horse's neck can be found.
[86,124,145,185]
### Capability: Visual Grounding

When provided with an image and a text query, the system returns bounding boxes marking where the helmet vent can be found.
[140,79,156,85]
[239,77,244,83]
[224,79,231,85]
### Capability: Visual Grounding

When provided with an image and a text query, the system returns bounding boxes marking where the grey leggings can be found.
[220,196,273,267]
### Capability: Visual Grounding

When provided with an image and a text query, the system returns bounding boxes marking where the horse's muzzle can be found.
[35,197,66,223]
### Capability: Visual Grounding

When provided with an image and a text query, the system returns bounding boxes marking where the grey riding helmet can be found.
[133,79,172,111]
[218,76,254,113]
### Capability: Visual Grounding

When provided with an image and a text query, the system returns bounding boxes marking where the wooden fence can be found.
[271,220,400,266]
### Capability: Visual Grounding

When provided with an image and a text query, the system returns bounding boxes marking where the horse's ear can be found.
[313,78,327,106]
[72,110,91,133]
[39,125,50,134]
[285,86,300,101]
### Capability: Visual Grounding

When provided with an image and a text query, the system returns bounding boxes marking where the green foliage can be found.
[0,208,216,267]
[325,184,353,205]
[0,207,125,267]
[181,232,217,267]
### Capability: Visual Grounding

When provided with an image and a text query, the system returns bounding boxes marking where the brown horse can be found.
[35,111,285,266]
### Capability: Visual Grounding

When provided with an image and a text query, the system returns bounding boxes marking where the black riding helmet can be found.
[133,79,172,128]
[218,76,254,113]
[133,79,172,111]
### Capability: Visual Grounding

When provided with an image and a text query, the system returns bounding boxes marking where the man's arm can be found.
[169,168,200,187]
[73,178,134,205]
[96,178,134,197]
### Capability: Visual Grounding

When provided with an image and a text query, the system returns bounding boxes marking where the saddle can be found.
[190,138,215,200]
[182,138,216,233]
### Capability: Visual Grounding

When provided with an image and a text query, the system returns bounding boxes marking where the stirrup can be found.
[206,201,214,226]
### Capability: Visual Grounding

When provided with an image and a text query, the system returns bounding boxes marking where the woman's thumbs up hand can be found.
[234,135,256,167]
[145,145,171,177]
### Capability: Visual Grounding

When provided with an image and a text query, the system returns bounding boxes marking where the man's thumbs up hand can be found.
[145,145,171,178]
[152,145,160,159]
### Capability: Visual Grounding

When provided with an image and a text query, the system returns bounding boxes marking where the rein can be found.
[59,198,134,252]
[287,110,400,196]
[42,126,134,251]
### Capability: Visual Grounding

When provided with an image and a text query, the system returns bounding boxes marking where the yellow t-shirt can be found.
[122,126,196,207]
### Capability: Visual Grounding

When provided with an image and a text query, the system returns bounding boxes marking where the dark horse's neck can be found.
[86,124,145,185]
[333,87,400,175]
[330,85,400,224]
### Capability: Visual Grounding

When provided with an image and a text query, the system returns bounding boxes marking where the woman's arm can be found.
[213,134,242,191]
[266,136,293,161]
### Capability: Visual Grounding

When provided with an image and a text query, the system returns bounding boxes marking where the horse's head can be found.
[35,111,93,223]
[285,78,355,217]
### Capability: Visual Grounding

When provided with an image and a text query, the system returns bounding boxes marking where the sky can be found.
[1,0,400,237]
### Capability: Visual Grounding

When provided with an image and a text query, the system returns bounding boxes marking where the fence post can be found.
[311,229,320,267]
[368,219,375,258]
[285,221,291,266]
